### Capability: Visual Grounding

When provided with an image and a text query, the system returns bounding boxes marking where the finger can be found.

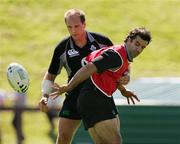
[41,100,46,105]
[40,99,47,105]
[49,92,60,100]
[51,85,59,90]
[50,95,59,100]
[132,95,140,102]
[53,83,60,88]
[39,100,47,107]
[130,97,135,104]
[49,91,59,97]
[127,92,138,99]
[50,83,59,90]
[127,97,130,104]
[124,91,134,97]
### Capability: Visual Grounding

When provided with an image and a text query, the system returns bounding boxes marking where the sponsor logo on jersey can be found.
[90,45,97,51]
[67,49,79,57]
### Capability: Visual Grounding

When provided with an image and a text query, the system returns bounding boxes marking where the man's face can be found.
[65,14,86,40]
[127,36,149,58]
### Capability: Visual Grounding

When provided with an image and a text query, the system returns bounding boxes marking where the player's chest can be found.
[66,43,99,62]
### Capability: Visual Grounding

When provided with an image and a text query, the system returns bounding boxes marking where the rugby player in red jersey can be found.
[50,27,152,144]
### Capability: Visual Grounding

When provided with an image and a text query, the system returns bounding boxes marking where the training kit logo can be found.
[62,110,71,116]
[112,109,116,115]
[68,49,79,57]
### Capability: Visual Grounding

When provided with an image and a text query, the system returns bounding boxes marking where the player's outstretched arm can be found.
[49,62,97,99]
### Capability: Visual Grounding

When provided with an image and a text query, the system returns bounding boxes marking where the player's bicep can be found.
[85,62,98,74]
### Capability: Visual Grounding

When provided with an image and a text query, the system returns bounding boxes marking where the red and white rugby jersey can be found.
[85,44,129,97]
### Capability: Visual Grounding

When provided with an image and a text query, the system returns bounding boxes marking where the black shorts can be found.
[59,85,82,119]
[77,79,119,130]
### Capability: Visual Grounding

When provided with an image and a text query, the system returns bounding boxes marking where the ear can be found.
[127,38,131,44]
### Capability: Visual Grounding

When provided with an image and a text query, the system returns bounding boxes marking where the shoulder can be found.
[89,32,113,45]
[56,36,70,48]
[103,48,120,58]
[112,44,125,52]
[89,32,110,40]
[111,44,128,60]
[54,36,70,53]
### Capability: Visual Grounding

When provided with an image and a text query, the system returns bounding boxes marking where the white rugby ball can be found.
[7,63,29,93]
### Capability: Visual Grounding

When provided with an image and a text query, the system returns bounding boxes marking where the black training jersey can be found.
[48,32,113,81]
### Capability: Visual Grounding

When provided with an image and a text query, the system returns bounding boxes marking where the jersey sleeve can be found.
[100,36,113,46]
[48,40,66,75]
[92,49,122,73]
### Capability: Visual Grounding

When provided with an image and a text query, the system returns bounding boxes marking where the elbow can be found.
[85,63,97,75]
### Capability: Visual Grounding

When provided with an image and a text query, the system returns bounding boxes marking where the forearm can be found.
[67,62,97,91]
[43,72,56,81]
[41,72,56,97]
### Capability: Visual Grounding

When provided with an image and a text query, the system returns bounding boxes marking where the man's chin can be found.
[72,35,78,40]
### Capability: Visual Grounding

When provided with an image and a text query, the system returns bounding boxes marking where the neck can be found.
[74,32,87,48]
[125,43,133,62]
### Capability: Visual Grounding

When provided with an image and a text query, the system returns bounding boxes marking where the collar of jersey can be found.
[69,32,96,49]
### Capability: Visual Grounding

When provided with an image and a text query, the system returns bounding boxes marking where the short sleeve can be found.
[92,49,122,73]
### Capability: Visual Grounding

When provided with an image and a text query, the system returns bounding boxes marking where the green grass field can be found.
[0,0,180,143]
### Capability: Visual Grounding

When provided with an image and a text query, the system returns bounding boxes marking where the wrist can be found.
[41,79,53,94]
[64,85,70,92]
[118,84,125,91]
[120,88,126,94]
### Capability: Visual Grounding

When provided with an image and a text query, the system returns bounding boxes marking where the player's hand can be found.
[49,83,68,100]
[38,94,49,112]
[120,89,140,104]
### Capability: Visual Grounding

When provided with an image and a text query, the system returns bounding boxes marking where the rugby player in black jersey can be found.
[39,9,130,144]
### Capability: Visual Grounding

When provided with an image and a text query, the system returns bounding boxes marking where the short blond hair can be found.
[64,9,86,23]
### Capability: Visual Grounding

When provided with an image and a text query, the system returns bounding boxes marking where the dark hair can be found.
[64,9,86,24]
[124,27,152,44]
